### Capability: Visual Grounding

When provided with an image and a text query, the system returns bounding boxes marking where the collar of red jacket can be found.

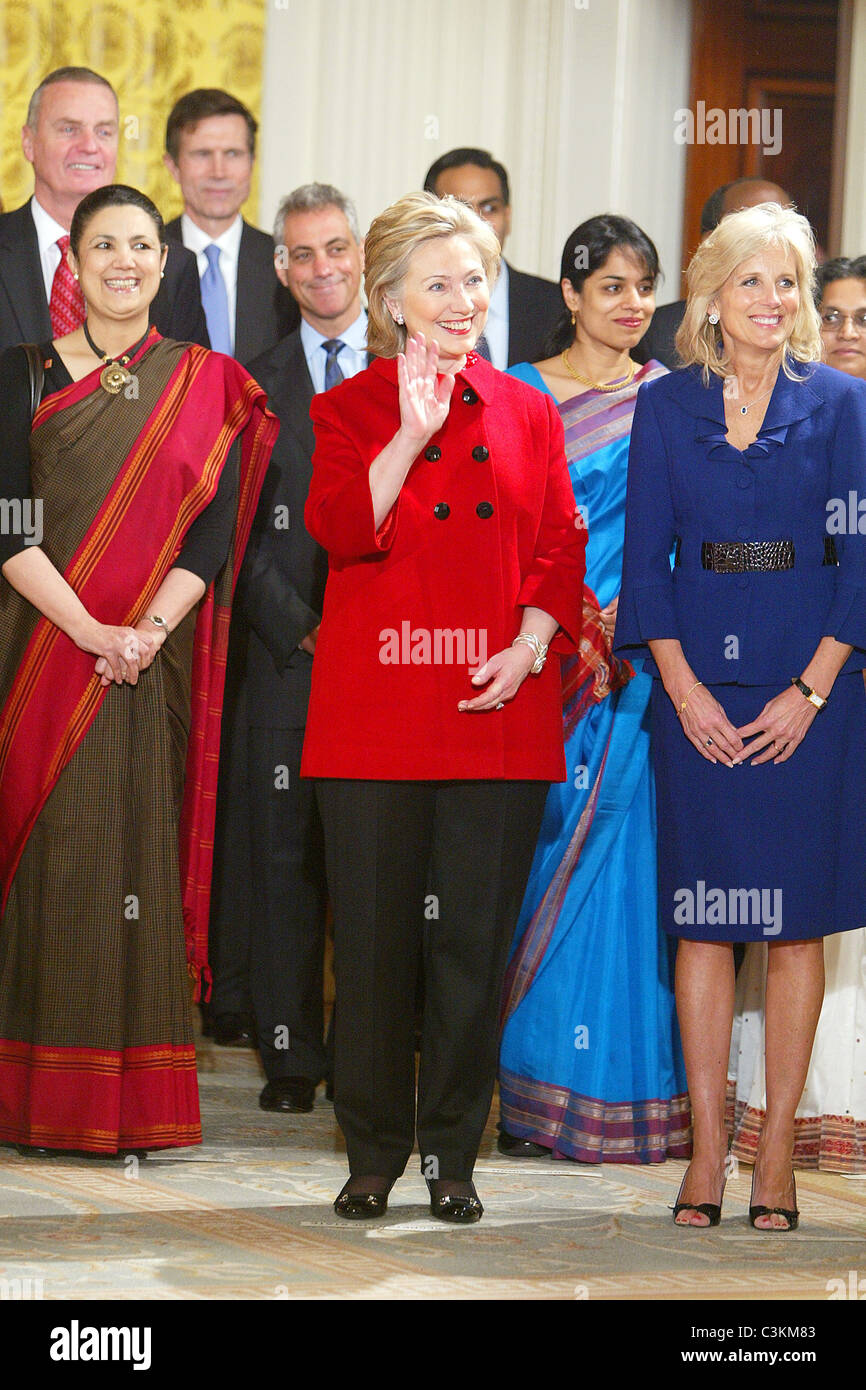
[369,351,497,404]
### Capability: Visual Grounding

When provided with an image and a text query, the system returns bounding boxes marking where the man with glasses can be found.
[815,256,866,382]
[423,147,561,367]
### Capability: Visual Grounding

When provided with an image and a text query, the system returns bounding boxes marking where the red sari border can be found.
[0,1038,201,1152]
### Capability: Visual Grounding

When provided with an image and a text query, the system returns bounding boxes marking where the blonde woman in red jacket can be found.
[302,193,585,1223]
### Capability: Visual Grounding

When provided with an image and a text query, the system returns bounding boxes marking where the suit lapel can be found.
[234,222,258,365]
[0,202,52,342]
[269,332,316,453]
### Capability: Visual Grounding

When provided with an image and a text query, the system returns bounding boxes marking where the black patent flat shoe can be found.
[428,1180,484,1224]
[334,1179,390,1220]
[497,1129,550,1158]
[749,1171,799,1231]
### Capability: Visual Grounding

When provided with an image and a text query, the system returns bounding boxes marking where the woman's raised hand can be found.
[397,333,454,444]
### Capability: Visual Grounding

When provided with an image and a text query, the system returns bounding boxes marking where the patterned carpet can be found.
[1,1036,864,1302]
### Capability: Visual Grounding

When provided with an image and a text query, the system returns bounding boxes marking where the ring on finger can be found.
[705,737,714,746]
[496,702,505,710]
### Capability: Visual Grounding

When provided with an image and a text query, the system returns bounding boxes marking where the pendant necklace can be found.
[83,321,151,394]
[737,383,775,416]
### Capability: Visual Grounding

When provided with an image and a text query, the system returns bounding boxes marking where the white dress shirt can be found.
[30,197,71,303]
[484,259,509,370]
[181,212,243,351]
[300,310,368,395]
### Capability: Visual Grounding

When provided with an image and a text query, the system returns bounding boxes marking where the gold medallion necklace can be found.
[83,321,150,394]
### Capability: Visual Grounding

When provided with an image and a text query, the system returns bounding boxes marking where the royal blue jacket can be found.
[614,361,866,683]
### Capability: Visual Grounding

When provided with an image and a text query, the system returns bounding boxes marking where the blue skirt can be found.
[498,672,690,1163]
[652,673,866,941]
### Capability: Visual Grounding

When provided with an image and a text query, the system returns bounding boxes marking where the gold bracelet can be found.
[512,632,549,674]
[679,679,702,716]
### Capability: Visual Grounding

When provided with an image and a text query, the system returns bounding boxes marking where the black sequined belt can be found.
[673,537,838,573]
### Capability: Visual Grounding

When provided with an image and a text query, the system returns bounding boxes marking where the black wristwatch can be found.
[791,676,827,711]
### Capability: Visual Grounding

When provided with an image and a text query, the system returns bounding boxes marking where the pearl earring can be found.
[396,312,404,325]
[708,310,720,325]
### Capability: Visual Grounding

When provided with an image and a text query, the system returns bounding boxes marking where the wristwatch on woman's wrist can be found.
[146,614,170,635]
[791,676,827,711]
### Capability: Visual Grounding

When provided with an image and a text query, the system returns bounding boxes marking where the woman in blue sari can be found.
[498,216,690,1163]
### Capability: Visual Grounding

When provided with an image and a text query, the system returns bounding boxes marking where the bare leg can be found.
[673,939,735,1225]
[752,938,824,1228]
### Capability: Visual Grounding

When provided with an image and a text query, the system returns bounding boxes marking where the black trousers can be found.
[248,727,328,1082]
[316,779,548,1181]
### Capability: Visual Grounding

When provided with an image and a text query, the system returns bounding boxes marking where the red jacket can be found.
[301,355,585,780]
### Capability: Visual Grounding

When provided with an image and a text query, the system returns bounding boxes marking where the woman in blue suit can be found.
[616,203,866,1231]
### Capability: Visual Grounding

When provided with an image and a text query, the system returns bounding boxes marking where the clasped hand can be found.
[679,683,816,765]
[82,622,162,687]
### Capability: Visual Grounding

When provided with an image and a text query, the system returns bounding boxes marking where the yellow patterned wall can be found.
[0,0,265,221]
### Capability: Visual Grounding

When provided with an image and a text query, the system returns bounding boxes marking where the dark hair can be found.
[814,255,866,305]
[70,184,165,259]
[26,67,117,128]
[546,214,661,354]
[423,147,510,206]
[165,88,257,162]
[699,182,734,236]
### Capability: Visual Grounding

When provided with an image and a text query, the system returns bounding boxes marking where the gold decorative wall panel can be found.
[0,0,265,221]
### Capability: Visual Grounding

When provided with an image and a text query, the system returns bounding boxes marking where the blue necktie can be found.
[323,338,345,390]
[201,244,232,355]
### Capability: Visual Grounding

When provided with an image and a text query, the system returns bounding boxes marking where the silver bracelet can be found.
[146,614,170,634]
[512,632,549,674]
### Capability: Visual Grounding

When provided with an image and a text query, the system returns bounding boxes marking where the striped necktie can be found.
[474,331,492,361]
[323,338,345,390]
[49,235,85,336]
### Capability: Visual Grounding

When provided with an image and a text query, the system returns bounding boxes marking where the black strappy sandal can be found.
[749,1170,799,1231]
[670,1168,725,1227]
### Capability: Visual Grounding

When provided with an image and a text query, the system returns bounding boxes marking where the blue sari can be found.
[498,361,690,1163]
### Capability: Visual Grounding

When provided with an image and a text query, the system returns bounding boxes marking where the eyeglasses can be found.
[820,310,866,332]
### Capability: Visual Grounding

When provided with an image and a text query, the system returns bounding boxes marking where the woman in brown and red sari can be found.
[0,184,276,1156]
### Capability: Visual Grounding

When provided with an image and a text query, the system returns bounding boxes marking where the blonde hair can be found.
[364,192,500,357]
[676,202,822,382]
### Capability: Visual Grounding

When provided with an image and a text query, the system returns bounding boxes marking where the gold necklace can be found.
[561,348,636,392]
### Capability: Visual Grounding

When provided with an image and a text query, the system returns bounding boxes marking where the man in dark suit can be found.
[424,147,562,366]
[163,88,298,365]
[163,92,300,1051]
[238,183,368,1112]
[634,177,791,369]
[0,66,208,353]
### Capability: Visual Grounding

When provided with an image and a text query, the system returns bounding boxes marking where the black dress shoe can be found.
[334,1180,391,1219]
[258,1077,316,1112]
[212,1012,257,1048]
[497,1128,551,1158]
[428,1180,484,1224]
